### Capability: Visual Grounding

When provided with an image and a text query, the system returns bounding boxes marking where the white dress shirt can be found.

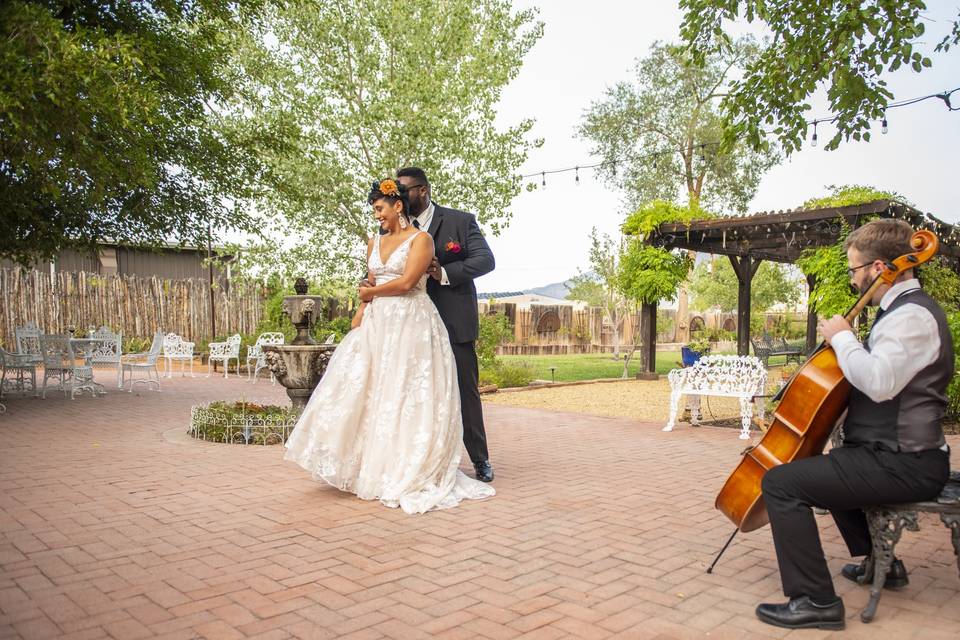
[831,279,941,403]
[412,201,450,286]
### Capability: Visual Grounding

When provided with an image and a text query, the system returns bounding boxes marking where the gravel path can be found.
[482,377,772,424]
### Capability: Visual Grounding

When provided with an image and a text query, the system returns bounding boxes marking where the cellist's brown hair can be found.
[844,219,915,263]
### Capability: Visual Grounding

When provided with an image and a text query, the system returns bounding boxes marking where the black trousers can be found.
[761,444,949,600]
[450,341,488,464]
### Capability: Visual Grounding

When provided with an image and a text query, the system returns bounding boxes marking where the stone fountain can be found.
[262,278,338,410]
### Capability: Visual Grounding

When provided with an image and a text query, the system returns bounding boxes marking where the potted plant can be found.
[682,336,712,366]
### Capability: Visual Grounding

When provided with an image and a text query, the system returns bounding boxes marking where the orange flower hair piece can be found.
[379,179,399,197]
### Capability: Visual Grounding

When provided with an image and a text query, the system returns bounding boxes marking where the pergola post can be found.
[729,255,761,356]
[805,273,818,353]
[638,301,658,377]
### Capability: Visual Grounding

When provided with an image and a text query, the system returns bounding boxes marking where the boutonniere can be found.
[445,238,461,254]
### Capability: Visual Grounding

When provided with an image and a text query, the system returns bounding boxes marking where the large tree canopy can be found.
[0,0,291,265]
[578,38,779,214]
[243,0,544,278]
[679,0,960,153]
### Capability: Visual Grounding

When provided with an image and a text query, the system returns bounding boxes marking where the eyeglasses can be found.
[846,262,874,277]
[404,183,427,191]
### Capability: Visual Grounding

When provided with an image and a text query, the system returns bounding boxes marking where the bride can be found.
[283,178,495,514]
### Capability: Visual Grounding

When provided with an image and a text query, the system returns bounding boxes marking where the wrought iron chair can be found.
[120,331,163,392]
[39,335,100,399]
[15,321,43,365]
[1,346,38,399]
[89,326,123,388]
[162,333,196,378]
[246,332,285,384]
[207,334,241,378]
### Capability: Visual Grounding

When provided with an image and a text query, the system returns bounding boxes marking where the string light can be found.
[518,86,958,186]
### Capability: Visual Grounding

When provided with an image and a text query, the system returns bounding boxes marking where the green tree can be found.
[579,40,779,342]
[579,39,779,214]
[0,0,290,265]
[567,229,632,358]
[688,258,802,313]
[679,0,960,153]
[243,0,544,278]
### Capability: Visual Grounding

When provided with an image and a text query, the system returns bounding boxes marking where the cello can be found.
[706,229,940,570]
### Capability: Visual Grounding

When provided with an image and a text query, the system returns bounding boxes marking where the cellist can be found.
[756,219,953,630]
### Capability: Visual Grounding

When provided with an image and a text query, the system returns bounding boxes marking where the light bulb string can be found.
[523,86,959,181]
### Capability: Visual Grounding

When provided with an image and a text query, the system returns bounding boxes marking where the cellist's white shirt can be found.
[830,279,940,404]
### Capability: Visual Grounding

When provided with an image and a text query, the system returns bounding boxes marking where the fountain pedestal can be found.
[263,286,339,410]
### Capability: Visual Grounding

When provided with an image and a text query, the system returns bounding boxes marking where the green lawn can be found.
[498,350,796,382]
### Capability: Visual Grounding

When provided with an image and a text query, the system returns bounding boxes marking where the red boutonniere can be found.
[445,239,461,254]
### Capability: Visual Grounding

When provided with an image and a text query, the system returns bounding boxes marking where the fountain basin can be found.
[263,344,337,410]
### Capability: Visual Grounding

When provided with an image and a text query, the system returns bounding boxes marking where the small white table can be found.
[68,338,108,396]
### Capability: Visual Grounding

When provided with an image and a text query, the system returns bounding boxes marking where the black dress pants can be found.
[761,444,949,600]
[450,341,488,464]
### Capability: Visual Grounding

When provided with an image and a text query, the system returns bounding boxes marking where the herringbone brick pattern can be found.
[1,373,958,639]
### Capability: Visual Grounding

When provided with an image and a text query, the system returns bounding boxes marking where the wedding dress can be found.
[284,230,495,513]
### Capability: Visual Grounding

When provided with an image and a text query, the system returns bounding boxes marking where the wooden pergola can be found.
[637,199,960,374]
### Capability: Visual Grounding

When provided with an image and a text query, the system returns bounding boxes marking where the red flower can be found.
[445,240,461,253]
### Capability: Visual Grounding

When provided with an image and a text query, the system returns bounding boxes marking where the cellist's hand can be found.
[818,315,852,346]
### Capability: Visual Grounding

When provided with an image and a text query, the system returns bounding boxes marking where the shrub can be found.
[477,312,514,369]
[189,401,299,445]
[479,362,535,389]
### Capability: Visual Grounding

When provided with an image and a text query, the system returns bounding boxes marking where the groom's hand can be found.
[358,284,375,302]
[426,257,442,281]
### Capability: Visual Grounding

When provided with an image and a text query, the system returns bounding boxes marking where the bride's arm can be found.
[359,234,433,300]
[353,236,377,327]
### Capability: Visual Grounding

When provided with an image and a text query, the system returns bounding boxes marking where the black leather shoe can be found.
[473,461,494,482]
[841,557,909,590]
[755,596,845,630]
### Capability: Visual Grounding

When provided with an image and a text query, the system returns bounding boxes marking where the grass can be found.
[497,350,800,382]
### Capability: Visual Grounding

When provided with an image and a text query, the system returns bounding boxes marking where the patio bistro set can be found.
[0,322,286,410]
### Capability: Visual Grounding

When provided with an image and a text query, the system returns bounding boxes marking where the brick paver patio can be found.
[1,372,958,639]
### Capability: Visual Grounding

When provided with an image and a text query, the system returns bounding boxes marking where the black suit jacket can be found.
[425,203,495,343]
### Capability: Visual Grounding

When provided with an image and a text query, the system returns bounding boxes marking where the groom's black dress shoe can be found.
[474,461,494,482]
[841,557,909,590]
[755,596,845,630]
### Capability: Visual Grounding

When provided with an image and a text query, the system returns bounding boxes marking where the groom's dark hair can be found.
[397,166,430,187]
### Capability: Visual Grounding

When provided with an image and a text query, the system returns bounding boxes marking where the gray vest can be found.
[843,288,952,452]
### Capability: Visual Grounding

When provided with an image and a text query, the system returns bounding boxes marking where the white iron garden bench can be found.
[663,355,768,440]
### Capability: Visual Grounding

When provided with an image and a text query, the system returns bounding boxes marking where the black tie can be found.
[412,219,420,229]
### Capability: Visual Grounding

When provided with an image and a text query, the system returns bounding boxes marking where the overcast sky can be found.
[471,1,960,294]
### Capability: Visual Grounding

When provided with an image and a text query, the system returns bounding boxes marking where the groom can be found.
[396,167,496,482]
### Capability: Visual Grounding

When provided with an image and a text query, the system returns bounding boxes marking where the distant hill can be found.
[525,279,574,300]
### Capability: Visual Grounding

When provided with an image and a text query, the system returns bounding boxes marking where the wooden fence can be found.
[1,268,267,347]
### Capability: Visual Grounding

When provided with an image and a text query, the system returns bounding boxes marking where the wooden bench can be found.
[663,355,767,440]
[750,334,804,367]
[857,470,960,623]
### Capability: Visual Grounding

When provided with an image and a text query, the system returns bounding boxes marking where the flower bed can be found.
[189,401,299,445]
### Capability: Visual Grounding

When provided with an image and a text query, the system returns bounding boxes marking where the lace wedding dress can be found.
[284,230,495,513]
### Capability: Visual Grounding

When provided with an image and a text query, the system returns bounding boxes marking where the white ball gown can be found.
[283,230,495,513]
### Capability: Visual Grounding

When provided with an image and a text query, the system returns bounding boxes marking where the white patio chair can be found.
[207,334,241,378]
[120,331,163,392]
[39,335,99,399]
[89,326,123,388]
[15,321,43,365]
[1,346,38,398]
[162,333,196,378]
[246,332,285,384]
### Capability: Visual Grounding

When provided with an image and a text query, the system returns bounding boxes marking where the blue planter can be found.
[681,346,703,367]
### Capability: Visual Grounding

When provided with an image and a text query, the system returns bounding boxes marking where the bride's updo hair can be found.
[368,178,411,221]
